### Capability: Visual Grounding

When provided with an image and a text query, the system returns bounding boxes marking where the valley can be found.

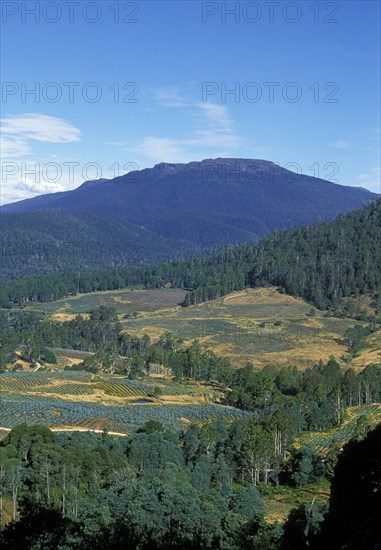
[0,186,379,550]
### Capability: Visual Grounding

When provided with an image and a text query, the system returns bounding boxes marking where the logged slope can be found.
[1,159,376,249]
[0,198,380,310]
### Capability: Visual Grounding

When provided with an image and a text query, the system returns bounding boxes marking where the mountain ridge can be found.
[2,158,375,218]
[0,158,377,282]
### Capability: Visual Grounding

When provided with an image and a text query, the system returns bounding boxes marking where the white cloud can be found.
[131,94,241,163]
[0,135,30,158]
[196,102,232,131]
[17,174,64,195]
[1,113,81,143]
[0,114,82,203]
[355,167,381,193]
[1,113,81,169]
[152,87,191,108]
[330,140,351,150]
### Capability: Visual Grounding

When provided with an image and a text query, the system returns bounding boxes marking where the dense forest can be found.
[0,210,198,283]
[1,198,380,311]
[0,393,380,548]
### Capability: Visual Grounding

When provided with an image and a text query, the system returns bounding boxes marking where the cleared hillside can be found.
[19,286,378,371]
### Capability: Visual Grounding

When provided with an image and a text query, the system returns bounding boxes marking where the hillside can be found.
[0,211,197,283]
[0,159,376,281]
[1,198,380,312]
[119,287,368,369]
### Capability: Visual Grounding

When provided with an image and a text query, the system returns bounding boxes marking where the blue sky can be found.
[1,0,380,204]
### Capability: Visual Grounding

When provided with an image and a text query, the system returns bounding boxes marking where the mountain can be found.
[0,159,376,282]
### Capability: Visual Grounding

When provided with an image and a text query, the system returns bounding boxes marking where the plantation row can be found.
[40,383,95,396]
[0,371,93,381]
[0,394,249,432]
[0,372,205,398]
[97,377,203,397]
[0,374,52,391]
[51,347,94,360]
[99,381,150,398]
[300,404,381,453]
[0,374,95,396]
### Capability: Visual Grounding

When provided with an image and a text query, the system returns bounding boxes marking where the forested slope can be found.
[246,196,380,308]
[0,211,197,283]
[0,199,379,311]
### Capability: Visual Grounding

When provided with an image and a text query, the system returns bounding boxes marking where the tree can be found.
[182,424,201,466]
[41,348,57,364]
[290,446,325,488]
[315,424,381,549]
[6,459,23,521]
[0,500,77,550]
[242,422,273,485]
[281,500,325,550]
[230,484,264,523]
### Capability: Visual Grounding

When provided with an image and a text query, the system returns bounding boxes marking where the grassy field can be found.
[28,287,187,319]
[17,286,378,370]
[349,329,381,370]
[119,287,369,369]
[262,479,330,523]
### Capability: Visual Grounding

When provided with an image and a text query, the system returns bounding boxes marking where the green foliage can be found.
[247,198,381,309]
[290,447,326,488]
[0,423,268,548]
[344,324,375,356]
[41,348,57,364]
